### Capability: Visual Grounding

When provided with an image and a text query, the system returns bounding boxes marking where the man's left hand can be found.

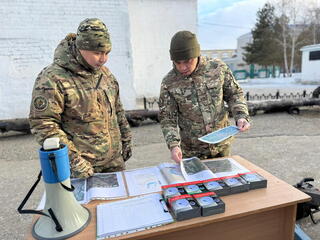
[122,141,132,162]
[236,118,250,132]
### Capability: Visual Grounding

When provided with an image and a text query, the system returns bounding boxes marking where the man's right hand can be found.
[171,146,182,163]
[71,158,94,179]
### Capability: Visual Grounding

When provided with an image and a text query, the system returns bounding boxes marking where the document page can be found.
[96,193,174,239]
[203,158,249,177]
[71,178,87,204]
[181,157,217,182]
[124,166,167,196]
[86,172,127,200]
[158,162,185,184]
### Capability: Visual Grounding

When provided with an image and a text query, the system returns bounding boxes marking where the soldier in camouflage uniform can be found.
[159,31,250,163]
[29,18,132,178]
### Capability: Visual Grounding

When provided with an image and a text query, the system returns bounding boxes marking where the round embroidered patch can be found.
[33,96,48,111]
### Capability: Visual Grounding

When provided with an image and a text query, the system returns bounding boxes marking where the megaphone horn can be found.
[18,137,91,240]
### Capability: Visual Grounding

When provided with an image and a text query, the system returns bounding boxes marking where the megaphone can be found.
[31,138,91,239]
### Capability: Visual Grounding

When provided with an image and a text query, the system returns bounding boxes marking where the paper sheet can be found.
[124,166,167,196]
[158,163,186,185]
[86,172,127,200]
[180,157,217,181]
[203,158,249,177]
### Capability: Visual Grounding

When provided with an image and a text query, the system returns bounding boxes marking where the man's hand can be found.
[171,146,182,163]
[122,141,132,162]
[71,157,94,179]
[236,118,250,132]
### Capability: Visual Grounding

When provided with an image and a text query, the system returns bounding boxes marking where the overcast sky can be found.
[198,0,268,50]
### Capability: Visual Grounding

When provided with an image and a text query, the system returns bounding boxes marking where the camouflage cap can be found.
[170,31,200,61]
[75,18,111,52]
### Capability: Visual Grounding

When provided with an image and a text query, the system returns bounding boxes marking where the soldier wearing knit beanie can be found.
[170,31,200,61]
[168,31,201,77]
[159,30,251,164]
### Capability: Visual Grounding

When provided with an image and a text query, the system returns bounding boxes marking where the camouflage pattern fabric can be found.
[159,56,249,159]
[76,18,112,52]
[29,34,131,178]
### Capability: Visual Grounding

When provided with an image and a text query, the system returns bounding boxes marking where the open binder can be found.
[96,193,173,239]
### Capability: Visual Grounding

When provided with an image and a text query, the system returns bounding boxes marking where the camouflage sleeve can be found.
[222,64,250,122]
[116,95,131,143]
[114,81,132,161]
[29,73,93,178]
[158,82,180,149]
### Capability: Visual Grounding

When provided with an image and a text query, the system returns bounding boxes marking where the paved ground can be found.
[1,107,320,240]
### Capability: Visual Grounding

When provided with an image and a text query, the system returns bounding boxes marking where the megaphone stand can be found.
[18,138,91,240]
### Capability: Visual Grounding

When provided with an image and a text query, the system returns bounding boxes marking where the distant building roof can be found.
[238,32,251,39]
[201,49,236,60]
[300,44,320,52]
[201,49,236,52]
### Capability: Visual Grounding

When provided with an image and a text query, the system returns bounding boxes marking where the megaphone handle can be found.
[48,153,58,177]
[48,152,75,192]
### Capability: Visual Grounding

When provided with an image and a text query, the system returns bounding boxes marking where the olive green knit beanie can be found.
[170,31,200,61]
[75,18,111,52]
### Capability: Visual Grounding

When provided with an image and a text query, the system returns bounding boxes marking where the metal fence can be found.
[245,90,314,101]
[143,89,316,110]
[143,98,159,110]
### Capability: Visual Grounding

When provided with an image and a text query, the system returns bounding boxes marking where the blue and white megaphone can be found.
[31,137,91,239]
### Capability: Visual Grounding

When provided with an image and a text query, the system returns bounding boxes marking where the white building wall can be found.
[236,32,252,68]
[0,0,135,120]
[301,44,320,82]
[128,0,197,99]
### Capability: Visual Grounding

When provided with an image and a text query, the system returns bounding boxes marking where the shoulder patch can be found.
[33,96,48,111]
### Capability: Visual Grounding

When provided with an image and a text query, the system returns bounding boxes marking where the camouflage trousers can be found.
[94,156,125,173]
[182,143,231,160]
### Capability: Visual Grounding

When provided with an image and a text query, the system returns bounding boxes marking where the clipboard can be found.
[198,126,240,144]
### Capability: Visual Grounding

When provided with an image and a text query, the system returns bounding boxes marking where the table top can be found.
[26,155,311,240]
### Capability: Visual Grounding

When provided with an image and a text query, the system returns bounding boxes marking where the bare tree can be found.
[277,11,290,76]
[306,1,320,44]
[271,0,312,76]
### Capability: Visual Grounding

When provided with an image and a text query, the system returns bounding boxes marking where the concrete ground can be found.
[1,107,320,240]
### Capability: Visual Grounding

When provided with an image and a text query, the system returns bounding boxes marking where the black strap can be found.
[310,209,320,224]
[49,153,75,192]
[17,171,65,232]
[48,208,63,232]
[48,153,58,177]
[17,171,49,217]
[60,182,75,192]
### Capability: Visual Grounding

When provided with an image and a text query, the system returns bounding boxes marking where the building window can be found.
[309,50,320,60]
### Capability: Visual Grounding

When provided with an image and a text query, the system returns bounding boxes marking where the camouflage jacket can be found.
[29,35,131,177]
[159,57,249,158]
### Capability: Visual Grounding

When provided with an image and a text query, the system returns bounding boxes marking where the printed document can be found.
[180,157,217,181]
[124,166,167,196]
[203,158,249,177]
[96,193,173,239]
